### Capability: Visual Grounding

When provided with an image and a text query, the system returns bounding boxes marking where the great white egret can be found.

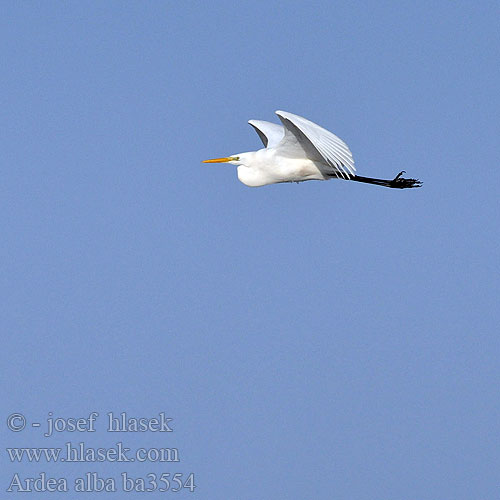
[203,110,422,189]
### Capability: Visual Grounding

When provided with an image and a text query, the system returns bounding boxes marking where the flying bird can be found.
[203,110,421,189]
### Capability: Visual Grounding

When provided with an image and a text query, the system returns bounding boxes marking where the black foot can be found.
[389,171,422,189]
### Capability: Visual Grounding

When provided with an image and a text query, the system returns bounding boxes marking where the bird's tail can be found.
[350,171,422,189]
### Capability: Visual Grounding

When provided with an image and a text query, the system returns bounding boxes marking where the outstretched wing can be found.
[274,110,355,180]
[248,120,284,148]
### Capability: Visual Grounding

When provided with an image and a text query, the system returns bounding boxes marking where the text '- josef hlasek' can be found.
[7,411,173,437]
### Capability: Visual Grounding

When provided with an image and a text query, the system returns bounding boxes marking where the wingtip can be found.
[275,110,303,122]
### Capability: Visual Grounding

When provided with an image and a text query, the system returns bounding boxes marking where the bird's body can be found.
[203,111,421,189]
[236,149,325,187]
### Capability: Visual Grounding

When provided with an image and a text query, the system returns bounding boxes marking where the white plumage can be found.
[203,111,421,190]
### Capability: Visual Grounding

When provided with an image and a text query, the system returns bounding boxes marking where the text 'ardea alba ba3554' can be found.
[203,110,422,189]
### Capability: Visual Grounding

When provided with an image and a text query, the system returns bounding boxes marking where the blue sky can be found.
[1,1,499,499]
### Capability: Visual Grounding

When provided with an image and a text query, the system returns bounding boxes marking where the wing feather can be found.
[274,111,355,179]
[248,120,284,148]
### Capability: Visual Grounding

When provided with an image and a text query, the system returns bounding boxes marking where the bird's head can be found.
[202,152,253,166]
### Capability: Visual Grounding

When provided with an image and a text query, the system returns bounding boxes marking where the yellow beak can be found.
[202,157,235,163]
